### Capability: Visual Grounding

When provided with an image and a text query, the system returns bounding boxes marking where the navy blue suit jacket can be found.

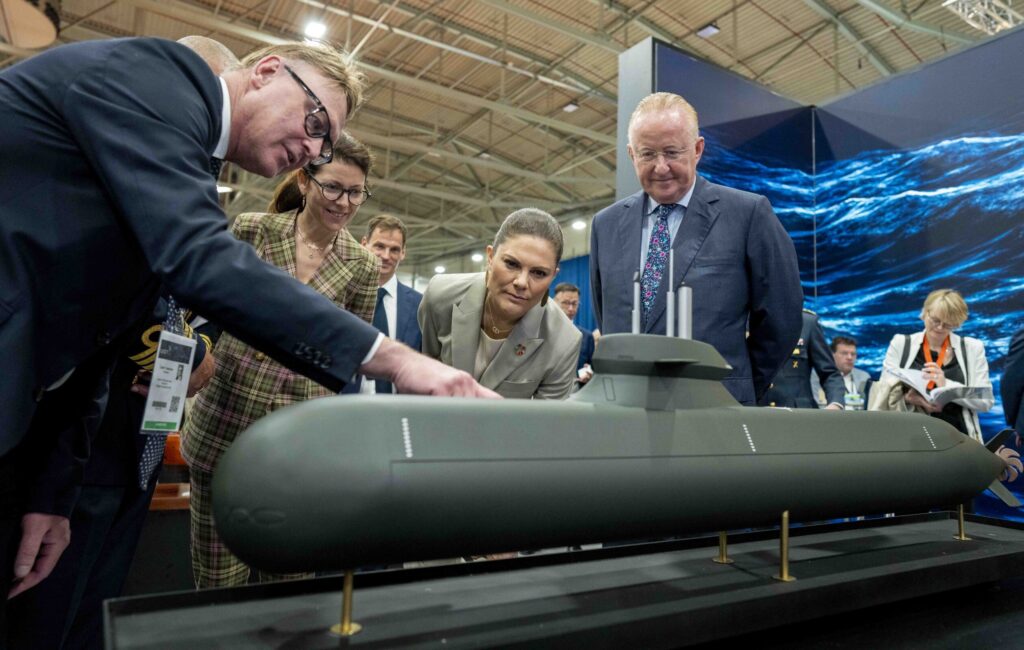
[590,177,803,405]
[0,38,380,457]
[576,324,595,371]
[759,310,845,409]
[343,281,422,394]
[1002,328,1024,430]
[395,282,424,352]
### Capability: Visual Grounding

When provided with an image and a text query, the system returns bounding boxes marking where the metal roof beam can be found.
[113,0,613,145]
[475,0,623,54]
[802,0,895,75]
[857,0,976,45]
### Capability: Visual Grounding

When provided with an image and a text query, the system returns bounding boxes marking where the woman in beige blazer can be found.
[419,208,582,399]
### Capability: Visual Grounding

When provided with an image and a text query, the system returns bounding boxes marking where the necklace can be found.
[295,219,337,260]
[483,296,514,337]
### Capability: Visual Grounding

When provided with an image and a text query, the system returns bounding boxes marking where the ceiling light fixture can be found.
[471,253,484,262]
[217,185,233,194]
[571,219,587,231]
[304,20,327,39]
[696,23,720,38]
[562,102,580,113]
[434,265,446,274]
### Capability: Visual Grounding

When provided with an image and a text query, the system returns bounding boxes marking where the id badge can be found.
[845,392,865,410]
[141,330,196,433]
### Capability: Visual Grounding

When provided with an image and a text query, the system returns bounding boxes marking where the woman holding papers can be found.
[877,289,993,441]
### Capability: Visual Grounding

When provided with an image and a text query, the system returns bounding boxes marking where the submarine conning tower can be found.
[570,333,741,411]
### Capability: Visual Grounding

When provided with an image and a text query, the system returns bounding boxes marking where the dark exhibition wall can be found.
[601,30,1024,518]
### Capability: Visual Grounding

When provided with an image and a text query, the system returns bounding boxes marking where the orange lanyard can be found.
[922,335,949,391]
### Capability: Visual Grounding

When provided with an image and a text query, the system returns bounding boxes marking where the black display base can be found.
[105,513,1024,649]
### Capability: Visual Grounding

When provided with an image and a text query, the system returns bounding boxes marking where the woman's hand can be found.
[922,361,946,388]
[904,388,941,413]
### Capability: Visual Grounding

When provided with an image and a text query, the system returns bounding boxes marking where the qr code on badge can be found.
[170,396,181,413]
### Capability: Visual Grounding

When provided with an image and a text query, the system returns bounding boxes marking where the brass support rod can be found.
[954,504,972,541]
[330,569,363,636]
[774,510,796,582]
[713,531,734,564]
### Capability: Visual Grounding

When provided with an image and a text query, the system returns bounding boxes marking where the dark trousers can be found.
[7,481,157,650]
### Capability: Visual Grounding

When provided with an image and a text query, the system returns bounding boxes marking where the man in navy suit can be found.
[1002,328,1024,433]
[357,215,423,394]
[553,283,596,385]
[590,92,802,405]
[0,38,492,618]
[760,309,845,410]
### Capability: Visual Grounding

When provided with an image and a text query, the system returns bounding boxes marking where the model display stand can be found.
[105,512,1024,649]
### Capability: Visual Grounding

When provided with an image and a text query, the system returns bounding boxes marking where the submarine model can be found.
[212,330,1021,572]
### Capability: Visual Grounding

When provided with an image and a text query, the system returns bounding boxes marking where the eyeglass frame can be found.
[632,146,697,165]
[925,313,961,331]
[305,171,372,206]
[283,65,334,166]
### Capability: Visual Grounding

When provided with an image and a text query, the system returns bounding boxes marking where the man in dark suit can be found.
[552,282,596,385]
[355,215,423,394]
[760,309,845,410]
[1002,328,1024,433]
[590,92,802,405]
[0,37,491,617]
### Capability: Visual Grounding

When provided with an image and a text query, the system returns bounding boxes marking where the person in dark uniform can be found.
[759,309,845,409]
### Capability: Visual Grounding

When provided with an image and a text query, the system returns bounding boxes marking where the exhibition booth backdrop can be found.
[552,27,1024,519]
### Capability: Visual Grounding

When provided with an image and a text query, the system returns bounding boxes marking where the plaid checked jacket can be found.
[182,210,379,474]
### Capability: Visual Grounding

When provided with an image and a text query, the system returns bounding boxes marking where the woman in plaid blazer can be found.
[182,135,379,588]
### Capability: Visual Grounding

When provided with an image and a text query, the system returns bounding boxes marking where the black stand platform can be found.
[105,513,1024,649]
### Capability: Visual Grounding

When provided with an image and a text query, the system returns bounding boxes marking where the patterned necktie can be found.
[210,157,223,179]
[372,287,394,394]
[138,296,185,490]
[640,204,675,325]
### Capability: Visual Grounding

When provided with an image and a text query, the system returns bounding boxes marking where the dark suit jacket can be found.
[576,324,595,371]
[0,38,379,457]
[759,310,845,409]
[1002,328,1024,430]
[395,281,424,352]
[590,177,803,405]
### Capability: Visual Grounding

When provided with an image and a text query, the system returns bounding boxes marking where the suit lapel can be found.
[479,303,545,389]
[262,211,299,281]
[309,229,364,303]
[616,193,645,283]
[645,177,720,333]
[396,283,413,342]
[451,280,485,374]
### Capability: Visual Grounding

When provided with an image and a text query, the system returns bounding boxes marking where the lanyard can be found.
[922,335,949,391]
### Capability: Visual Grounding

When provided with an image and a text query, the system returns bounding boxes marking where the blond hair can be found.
[920,289,969,327]
[628,92,699,143]
[240,42,366,117]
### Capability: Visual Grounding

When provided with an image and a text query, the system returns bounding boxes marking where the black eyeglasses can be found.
[284,65,333,166]
[306,173,372,205]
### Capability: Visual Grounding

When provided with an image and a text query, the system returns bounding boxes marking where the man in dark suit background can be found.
[552,282,596,385]
[1002,328,1024,433]
[590,92,802,405]
[760,309,845,410]
[0,37,493,621]
[356,214,423,394]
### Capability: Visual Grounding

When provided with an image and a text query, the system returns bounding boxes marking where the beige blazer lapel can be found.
[479,303,544,389]
[450,280,485,374]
